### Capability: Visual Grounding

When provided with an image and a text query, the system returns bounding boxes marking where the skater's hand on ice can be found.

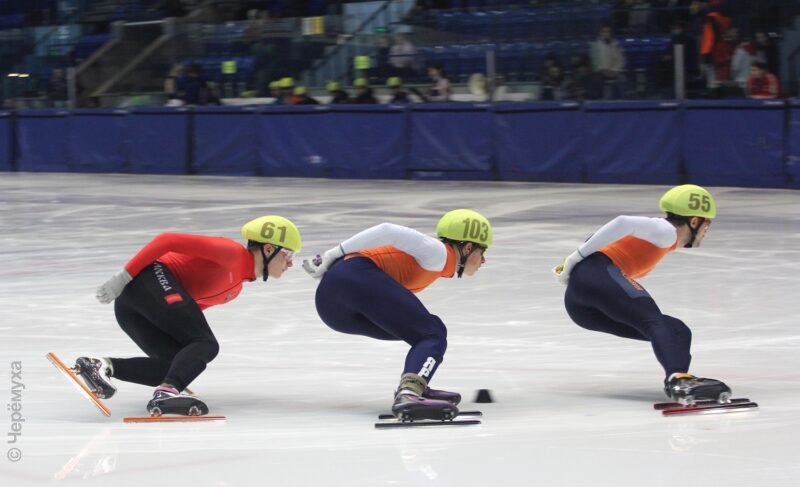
[96,269,132,303]
[301,245,345,279]
[553,250,583,285]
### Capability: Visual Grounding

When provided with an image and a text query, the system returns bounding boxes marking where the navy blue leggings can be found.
[315,257,447,383]
[564,253,692,378]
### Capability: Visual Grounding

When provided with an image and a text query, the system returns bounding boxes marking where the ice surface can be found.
[0,173,798,486]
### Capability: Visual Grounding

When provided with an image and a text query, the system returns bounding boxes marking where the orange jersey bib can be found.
[352,245,456,293]
[599,236,677,279]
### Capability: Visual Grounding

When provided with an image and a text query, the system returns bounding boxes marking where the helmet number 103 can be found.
[461,218,489,242]
[260,222,287,243]
[688,193,711,212]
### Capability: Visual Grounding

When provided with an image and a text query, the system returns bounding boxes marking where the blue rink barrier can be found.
[789,99,800,189]
[16,109,70,172]
[193,106,258,176]
[493,101,584,182]
[583,100,681,184]
[409,102,494,180]
[1,102,799,189]
[127,107,189,175]
[0,111,10,171]
[683,100,786,188]
[69,109,128,173]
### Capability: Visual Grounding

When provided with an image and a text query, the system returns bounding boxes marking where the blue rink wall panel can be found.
[0,111,10,171]
[789,100,800,189]
[0,102,796,189]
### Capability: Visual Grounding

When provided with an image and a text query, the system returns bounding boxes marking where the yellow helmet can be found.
[436,209,493,248]
[354,77,368,87]
[241,215,302,252]
[293,86,307,95]
[326,81,340,92]
[387,76,402,87]
[659,184,716,219]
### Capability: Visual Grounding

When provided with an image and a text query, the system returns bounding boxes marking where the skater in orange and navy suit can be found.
[302,210,492,421]
[554,185,733,405]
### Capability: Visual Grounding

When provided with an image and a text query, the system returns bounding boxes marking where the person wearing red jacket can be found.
[746,61,781,99]
[72,215,301,416]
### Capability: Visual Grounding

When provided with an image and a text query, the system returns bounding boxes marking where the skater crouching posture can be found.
[302,210,492,420]
[554,185,732,405]
[76,215,301,416]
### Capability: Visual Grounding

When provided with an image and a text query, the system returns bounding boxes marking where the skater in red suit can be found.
[303,209,492,421]
[554,185,733,405]
[74,215,301,416]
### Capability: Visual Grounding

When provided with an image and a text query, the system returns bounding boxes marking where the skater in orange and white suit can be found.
[554,185,733,405]
[302,209,492,420]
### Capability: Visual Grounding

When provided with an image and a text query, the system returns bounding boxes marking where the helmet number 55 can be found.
[688,193,711,212]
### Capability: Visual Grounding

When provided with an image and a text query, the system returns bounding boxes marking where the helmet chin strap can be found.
[684,218,703,249]
[454,242,480,278]
[260,245,282,282]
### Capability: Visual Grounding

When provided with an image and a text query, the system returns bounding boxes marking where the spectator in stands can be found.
[590,24,626,99]
[540,64,567,101]
[746,61,780,99]
[566,56,595,100]
[47,68,69,109]
[175,63,209,106]
[753,31,779,76]
[731,33,756,95]
[290,86,319,105]
[244,9,267,44]
[426,63,451,102]
[164,64,184,103]
[628,0,655,34]
[388,34,419,79]
[326,81,350,104]
[697,0,731,92]
[387,77,411,104]
[351,78,378,104]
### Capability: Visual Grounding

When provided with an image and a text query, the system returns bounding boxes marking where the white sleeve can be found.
[577,216,677,257]
[340,223,448,271]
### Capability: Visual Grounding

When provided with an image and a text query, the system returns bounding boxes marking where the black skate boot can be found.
[391,373,459,421]
[664,373,732,405]
[74,357,116,399]
[422,387,461,406]
[146,386,209,416]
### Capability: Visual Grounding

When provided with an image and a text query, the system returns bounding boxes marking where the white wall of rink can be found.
[0,173,798,486]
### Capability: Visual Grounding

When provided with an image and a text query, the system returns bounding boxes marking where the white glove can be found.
[553,250,584,286]
[96,269,133,304]
[302,245,345,279]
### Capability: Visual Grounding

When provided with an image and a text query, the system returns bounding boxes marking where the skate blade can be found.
[661,401,758,416]
[46,352,112,417]
[123,415,226,423]
[654,397,750,410]
[377,410,482,420]
[375,417,481,429]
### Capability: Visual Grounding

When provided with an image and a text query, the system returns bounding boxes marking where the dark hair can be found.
[665,212,690,225]
[752,61,768,71]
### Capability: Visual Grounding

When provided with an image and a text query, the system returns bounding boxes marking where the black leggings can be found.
[110,262,219,392]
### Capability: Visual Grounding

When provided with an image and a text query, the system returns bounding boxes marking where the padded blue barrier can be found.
[326,104,407,179]
[493,101,584,182]
[409,102,494,179]
[256,105,331,177]
[192,106,259,175]
[0,111,10,171]
[127,107,189,174]
[683,100,786,188]
[16,109,70,172]
[789,99,800,189]
[583,100,681,184]
[69,109,128,173]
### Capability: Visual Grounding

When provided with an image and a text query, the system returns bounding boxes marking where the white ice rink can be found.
[0,173,798,487]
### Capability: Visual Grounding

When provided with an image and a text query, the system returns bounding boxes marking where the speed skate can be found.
[46,352,112,417]
[375,410,482,429]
